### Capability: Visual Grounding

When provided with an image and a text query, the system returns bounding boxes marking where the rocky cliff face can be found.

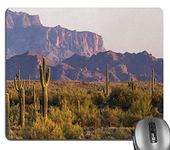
[6,10,105,61]
[6,10,41,29]
[6,50,163,82]
[6,10,163,83]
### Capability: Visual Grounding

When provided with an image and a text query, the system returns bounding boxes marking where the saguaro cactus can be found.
[77,100,81,112]
[6,93,10,137]
[39,57,50,120]
[14,70,24,91]
[150,68,156,110]
[105,64,110,96]
[128,77,135,91]
[131,78,135,91]
[152,68,156,94]
[25,74,31,95]
[20,87,25,128]
[27,74,31,90]
[14,70,25,128]
[33,85,38,121]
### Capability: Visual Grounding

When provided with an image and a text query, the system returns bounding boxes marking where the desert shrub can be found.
[10,104,20,125]
[62,123,83,139]
[108,87,137,111]
[100,107,120,127]
[119,112,143,127]
[151,88,163,113]
[74,111,86,127]
[6,80,163,140]
[113,127,132,140]
[26,105,37,125]
[48,106,83,139]
[28,118,64,140]
[151,107,163,118]
[10,91,20,104]
[92,126,132,140]
[25,88,33,104]
[54,86,90,109]
[48,106,74,126]
[93,91,107,108]
[92,128,114,140]
[84,106,101,128]
[73,102,101,128]
[128,91,151,117]
[119,91,152,127]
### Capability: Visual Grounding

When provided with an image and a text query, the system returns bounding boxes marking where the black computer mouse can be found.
[133,117,170,150]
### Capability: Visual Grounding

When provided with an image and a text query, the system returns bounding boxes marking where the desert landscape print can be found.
[6,8,163,140]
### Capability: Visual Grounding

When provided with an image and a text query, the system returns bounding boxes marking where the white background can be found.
[0,0,169,150]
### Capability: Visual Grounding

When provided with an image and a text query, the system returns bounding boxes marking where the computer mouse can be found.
[133,117,170,150]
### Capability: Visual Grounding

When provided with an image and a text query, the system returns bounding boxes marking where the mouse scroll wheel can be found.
[149,122,158,143]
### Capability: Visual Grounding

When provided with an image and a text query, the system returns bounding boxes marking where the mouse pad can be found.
[5,8,163,140]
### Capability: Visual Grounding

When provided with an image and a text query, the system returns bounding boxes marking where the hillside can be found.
[6,50,163,82]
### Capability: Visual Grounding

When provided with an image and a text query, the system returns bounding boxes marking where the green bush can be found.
[151,88,163,113]
[6,80,163,140]
[113,127,132,140]
[62,123,83,139]
[101,107,120,127]
[108,87,137,111]
[92,128,114,140]
[93,91,107,108]
[29,118,64,140]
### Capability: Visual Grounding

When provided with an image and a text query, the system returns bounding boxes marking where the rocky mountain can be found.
[6,51,56,80]
[6,50,163,82]
[6,9,41,29]
[6,10,105,61]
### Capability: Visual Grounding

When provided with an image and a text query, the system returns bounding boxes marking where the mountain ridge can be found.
[6,50,163,82]
[6,10,106,61]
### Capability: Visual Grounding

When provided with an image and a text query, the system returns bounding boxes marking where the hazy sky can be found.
[10,8,163,58]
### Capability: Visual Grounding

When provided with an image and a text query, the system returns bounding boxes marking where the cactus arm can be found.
[105,64,109,96]
[22,80,25,88]
[18,69,21,80]
[46,68,51,85]
[108,81,110,94]
[18,70,23,88]
[42,57,46,80]
[39,65,45,87]
[33,85,35,96]
[14,78,19,92]
[18,80,23,89]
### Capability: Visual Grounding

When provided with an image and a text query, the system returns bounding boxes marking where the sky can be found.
[10,8,163,58]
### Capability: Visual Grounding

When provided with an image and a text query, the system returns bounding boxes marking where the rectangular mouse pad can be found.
[5,8,163,140]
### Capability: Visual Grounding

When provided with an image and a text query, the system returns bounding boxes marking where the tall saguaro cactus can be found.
[130,78,135,91]
[14,70,24,91]
[128,77,136,91]
[14,70,25,128]
[33,85,38,121]
[27,74,31,90]
[20,87,25,128]
[150,68,156,111]
[77,100,81,112]
[6,93,10,137]
[152,68,156,94]
[105,64,110,97]
[39,57,51,120]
